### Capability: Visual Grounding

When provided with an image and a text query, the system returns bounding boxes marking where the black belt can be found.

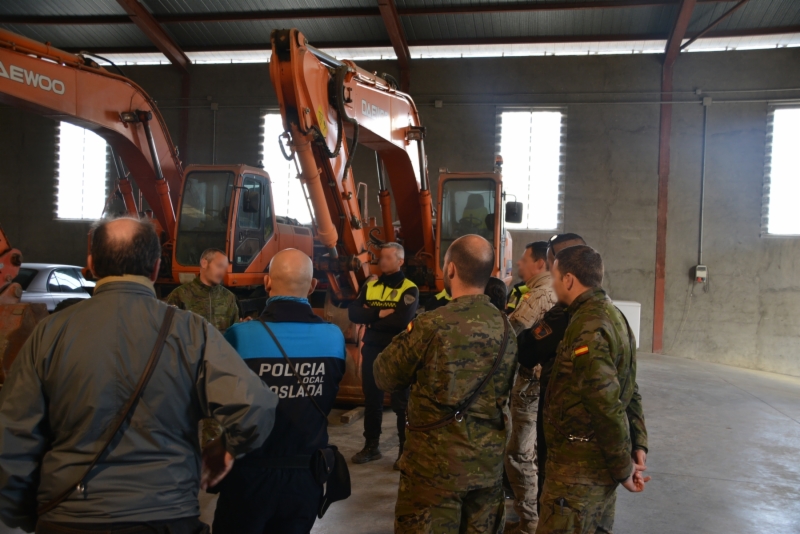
[253,455,312,469]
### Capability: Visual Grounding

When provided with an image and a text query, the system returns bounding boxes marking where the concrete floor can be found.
[198,353,800,533]
[3,353,798,533]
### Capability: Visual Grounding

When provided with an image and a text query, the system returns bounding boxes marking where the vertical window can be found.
[498,109,565,230]
[55,122,107,220]
[763,107,800,235]
[260,113,312,224]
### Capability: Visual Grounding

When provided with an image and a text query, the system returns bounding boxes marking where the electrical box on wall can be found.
[695,265,708,284]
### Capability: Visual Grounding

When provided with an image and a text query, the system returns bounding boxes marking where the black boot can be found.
[352,438,382,464]
[393,440,405,471]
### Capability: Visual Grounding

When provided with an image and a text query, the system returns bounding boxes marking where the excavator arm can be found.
[0,29,182,237]
[270,29,436,298]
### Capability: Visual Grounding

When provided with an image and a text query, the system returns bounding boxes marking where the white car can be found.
[14,263,95,312]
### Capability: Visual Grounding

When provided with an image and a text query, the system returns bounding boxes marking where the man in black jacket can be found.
[0,217,277,533]
[213,248,346,534]
[348,243,419,468]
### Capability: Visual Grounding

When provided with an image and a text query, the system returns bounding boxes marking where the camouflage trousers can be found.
[395,473,505,534]
[505,365,540,532]
[535,479,616,534]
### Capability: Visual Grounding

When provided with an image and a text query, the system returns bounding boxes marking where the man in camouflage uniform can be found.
[374,235,517,534]
[508,242,557,336]
[536,246,649,534]
[165,248,239,332]
[518,234,648,531]
[505,241,558,534]
[166,248,240,446]
[518,234,587,509]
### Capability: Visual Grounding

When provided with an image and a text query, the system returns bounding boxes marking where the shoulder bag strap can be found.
[38,306,176,516]
[258,319,327,420]
[408,314,510,432]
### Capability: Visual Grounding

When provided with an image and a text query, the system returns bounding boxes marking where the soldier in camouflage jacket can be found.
[374,235,517,534]
[537,245,649,534]
[165,249,239,333]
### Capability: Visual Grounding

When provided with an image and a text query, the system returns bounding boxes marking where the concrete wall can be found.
[2,48,800,375]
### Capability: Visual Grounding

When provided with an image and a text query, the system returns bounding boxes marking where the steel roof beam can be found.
[115,0,189,74]
[664,0,698,65]
[377,0,411,90]
[681,0,753,50]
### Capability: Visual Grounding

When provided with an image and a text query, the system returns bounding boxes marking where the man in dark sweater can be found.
[348,243,419,469]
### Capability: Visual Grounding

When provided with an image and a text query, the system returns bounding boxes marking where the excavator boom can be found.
[0,29,182,237]
[270,29,437,296]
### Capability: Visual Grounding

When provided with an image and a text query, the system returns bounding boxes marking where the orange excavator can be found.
[0,28,314,378]
[269,29,522,401]
[0,27,521,401]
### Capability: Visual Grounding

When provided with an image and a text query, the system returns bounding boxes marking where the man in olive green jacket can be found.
[537,245,649,534]
[166,248,239,332]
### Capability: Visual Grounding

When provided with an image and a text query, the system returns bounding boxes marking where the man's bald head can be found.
[444,234,495,290]
[90,217,161,279]
[265,248,316,298]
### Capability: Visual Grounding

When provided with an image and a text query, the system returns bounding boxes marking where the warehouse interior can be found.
[0,1,799,533]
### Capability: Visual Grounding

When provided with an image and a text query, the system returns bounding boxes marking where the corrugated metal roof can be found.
[0,0,799,53]
[0,0,126,16]
[0,24,151,49]
[143,0,378,13]
[165,18,387,47]
[401,6,678,42]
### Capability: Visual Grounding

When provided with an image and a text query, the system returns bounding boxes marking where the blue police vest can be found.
[225,303,346,458]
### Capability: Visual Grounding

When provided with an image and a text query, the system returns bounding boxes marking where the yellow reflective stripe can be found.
[507,284,530,310]
[365,278,417,303]
[435,289,452,301]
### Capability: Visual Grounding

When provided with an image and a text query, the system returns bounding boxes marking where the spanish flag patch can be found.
[407,322,413,333]
[574,346,590,357]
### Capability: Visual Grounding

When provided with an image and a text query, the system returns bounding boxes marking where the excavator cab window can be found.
[233,174,273,272]
[175,171,235,266]
[439,179,496,267]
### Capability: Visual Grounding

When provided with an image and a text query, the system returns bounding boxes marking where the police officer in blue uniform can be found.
[348,243,419,469]
[212,249,346,534]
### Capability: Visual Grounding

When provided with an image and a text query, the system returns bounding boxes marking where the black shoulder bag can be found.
[38,306,176,516]
[258,320,351,519]
[407,314,511,432]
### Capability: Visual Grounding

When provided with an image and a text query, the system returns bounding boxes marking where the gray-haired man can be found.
[348,243,419,469]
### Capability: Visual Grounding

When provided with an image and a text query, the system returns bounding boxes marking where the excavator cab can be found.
[435,171,518,287]
[171,164,312,300]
